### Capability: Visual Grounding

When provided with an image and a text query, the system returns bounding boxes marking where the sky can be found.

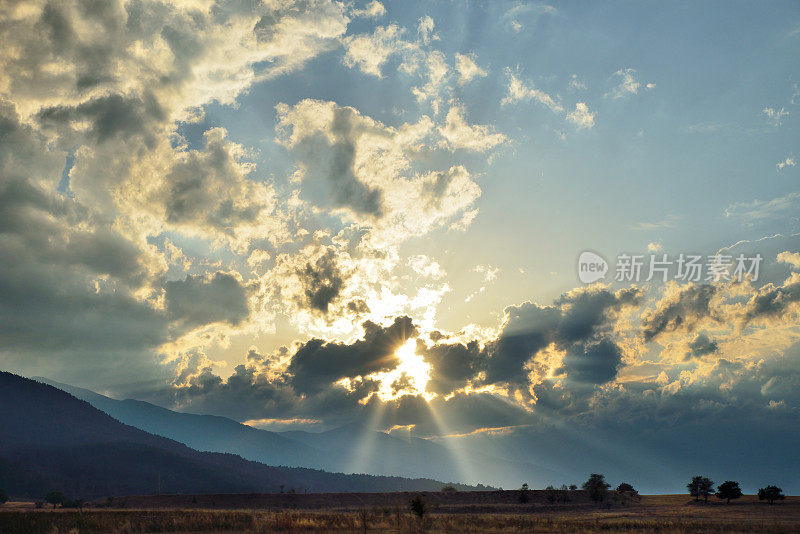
[1,0,800,491]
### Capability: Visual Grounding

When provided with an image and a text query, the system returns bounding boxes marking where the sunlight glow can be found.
[371,338,434,401]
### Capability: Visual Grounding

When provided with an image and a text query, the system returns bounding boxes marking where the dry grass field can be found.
[0,492,798,533]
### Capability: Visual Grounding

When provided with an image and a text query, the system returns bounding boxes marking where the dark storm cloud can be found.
[482,286,641,387]
[0,104,165,359]
[740,274,800,325]
[557,338,623,385]
[346,298,370,315]
[165,272,251,329]
[641,284,717,341]
[420,340,484,395]
[686,333,718,359]
[286,316,417,394]
[37,92,164,147]
[299,248,345,313]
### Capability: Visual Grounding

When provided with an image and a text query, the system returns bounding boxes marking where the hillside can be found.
[37,378,555,487]
[0,372,476,499]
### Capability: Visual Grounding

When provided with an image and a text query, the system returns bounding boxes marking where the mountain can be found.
[37,378,323,469]
[281,423,561,488]
[38,377,558,488]
[0,371,476,499]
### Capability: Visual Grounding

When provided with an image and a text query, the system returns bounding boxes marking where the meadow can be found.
[0,492,798,533]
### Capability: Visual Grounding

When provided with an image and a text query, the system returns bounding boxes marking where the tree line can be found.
[686,476,785,504]
[514,474,786,505]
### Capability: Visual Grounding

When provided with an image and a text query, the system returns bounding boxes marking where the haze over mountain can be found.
[38,377,556,489]
[34,377,800,494]
[0,372,479,499]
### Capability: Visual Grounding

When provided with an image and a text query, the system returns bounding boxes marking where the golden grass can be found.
[0,494,798,533]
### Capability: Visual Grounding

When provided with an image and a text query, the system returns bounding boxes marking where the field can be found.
[1,492,798,533]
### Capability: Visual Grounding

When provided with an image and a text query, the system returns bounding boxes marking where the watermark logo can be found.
[577,251,762,284]
[578,251,608,284]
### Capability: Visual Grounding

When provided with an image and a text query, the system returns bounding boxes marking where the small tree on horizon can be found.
[716,481,743,504]
[758,486,785,505]
[0,489,8,506]
[687,476,714,503]
[582,473,611,502]
[616,483,637,496]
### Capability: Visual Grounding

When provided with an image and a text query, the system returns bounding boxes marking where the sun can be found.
[372,338,433,401]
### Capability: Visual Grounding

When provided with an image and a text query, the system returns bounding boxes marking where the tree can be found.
[518,483,530,503]
[410,494,427,519]
[616,483,637,496]
[716,481,742,504]
[582,473,611,502]
[758,486,785,505]
[440,485,457,493]
[45,491,65,508]
[687,476,714,503]
[0,489,7,505]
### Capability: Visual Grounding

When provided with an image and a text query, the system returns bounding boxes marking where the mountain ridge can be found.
[0,371,480,499]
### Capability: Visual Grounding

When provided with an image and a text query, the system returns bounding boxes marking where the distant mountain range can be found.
[0,372,480,499]
[37,377,560,488]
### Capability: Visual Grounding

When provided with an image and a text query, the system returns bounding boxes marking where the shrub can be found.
[410,494,427,519]
[45,491,66,508]
[441,485,457,492]
[0,489,7,505]
[518,483,530,503]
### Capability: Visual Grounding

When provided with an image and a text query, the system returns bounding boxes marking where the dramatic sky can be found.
[1,0,800,490]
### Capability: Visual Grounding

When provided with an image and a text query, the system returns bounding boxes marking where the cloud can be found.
[417,15,437,45]
[629,214,681,230]
[777,156,796,170]
[606,68,653,99]
[685,332,719,359]
[165,272,251,330]
[276,99,481,244]
[641,283,718,342]
[566,102,595,129]
[351,1,385,19]
[438,104,508,151]
[157,128,278,245]
[0,0,351,386]
[501,68,563,113]
[454,53,487,84]
[762,107,788,127]
[568,74,587,91]
[502,2,557,32]
[286,316,417,394]
[342,24,408,77]
[778,251,800,269]
[725,192,800,221]
[739,272,800,325]
[420,340,483,395]
[482,285,641,390]
[298,247,347,313]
